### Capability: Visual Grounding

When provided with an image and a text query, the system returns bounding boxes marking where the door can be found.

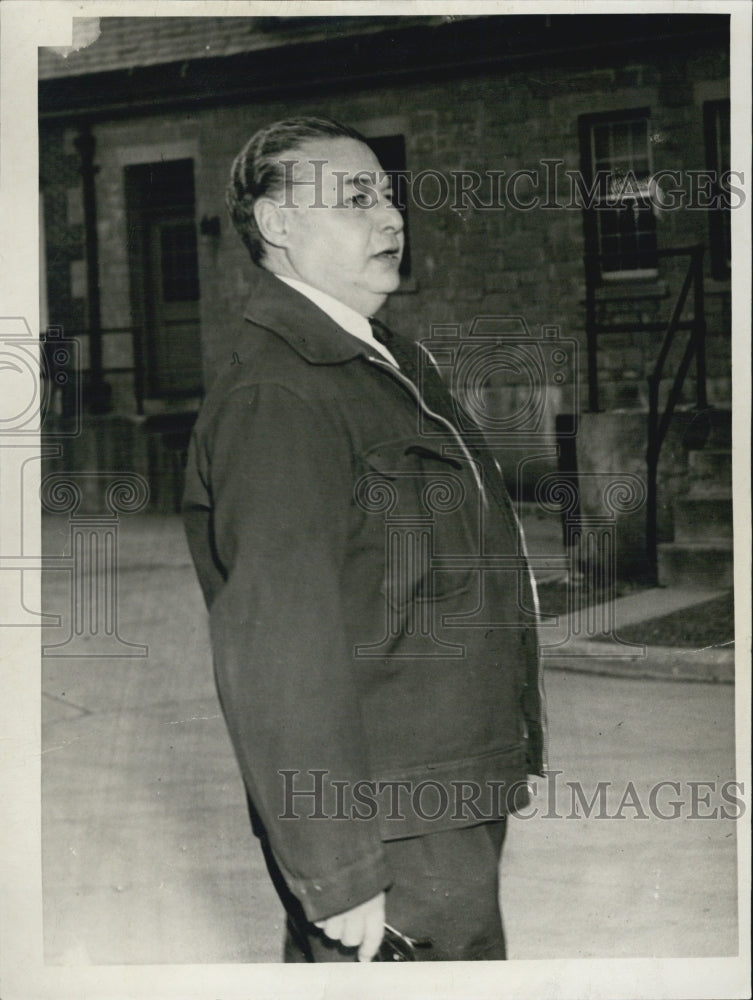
[145,210,202,396]
[125,159,203,400]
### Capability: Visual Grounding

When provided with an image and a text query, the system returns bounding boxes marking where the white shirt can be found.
[274,274,399,368]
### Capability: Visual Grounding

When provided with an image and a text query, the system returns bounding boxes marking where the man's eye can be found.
[348,193,372,208]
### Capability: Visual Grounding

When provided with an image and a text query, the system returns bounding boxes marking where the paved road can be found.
[41,515,739,964]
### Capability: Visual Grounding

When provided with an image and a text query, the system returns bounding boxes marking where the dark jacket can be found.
[183,267,546,922]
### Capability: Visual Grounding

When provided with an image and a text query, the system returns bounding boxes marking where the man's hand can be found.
[314,891,386,962]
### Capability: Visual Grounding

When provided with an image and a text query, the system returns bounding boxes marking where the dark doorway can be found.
[125,159,203,402]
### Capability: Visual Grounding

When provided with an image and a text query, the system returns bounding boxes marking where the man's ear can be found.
[253,197,291,250]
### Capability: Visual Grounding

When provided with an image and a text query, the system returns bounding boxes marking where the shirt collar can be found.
[274,275,398,367]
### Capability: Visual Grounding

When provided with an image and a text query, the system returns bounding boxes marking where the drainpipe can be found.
[74,124,111,414]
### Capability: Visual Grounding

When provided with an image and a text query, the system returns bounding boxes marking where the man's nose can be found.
[375,197,404,233]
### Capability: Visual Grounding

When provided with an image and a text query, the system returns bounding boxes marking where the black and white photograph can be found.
[0,2,750,998]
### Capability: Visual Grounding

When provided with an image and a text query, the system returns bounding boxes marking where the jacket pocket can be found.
[356,437,480,609]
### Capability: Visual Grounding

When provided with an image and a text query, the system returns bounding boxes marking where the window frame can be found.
[361,132,412,279]
[703,98,731,282]
[578,106,658,283]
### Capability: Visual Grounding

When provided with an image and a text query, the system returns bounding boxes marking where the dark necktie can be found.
[369,317,458,428]
[369,317,517,520]
[370,320,534,623]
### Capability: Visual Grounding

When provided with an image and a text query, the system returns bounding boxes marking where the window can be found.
[579,108,658,281]
[704,99,731,280]
[363,133,411,278]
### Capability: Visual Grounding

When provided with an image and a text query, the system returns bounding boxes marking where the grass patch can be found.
[535,578,648,618]
[616,593,734,649]
[535,580,734,649]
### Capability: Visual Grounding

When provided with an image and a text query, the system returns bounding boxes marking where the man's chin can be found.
[375,271,402,294]
[338,275,400,315]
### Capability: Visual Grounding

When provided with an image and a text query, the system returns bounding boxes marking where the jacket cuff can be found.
[280,846,392,923]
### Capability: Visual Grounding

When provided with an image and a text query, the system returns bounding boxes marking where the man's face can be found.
[275,137,404,316]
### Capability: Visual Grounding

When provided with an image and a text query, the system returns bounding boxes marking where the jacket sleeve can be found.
[200,381,390,921]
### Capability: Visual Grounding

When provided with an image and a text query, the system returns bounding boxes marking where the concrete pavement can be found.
[40,513,740,964]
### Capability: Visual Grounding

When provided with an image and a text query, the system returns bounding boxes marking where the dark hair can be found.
[226,116,367,265]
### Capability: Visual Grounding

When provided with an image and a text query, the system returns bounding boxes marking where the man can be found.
[183,117,546,963]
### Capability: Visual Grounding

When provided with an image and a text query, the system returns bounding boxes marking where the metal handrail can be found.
[584,244,707,412]
[42,325,147,415]
[645,243,707,584]
[41,324,206,416]
[583,244,708,583]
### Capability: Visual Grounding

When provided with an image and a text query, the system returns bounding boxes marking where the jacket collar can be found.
[242,266,372,365]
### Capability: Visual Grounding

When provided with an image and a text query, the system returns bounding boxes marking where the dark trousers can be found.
[258,819,508,963]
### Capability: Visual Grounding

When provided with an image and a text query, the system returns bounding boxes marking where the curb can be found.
[542,641,735,684]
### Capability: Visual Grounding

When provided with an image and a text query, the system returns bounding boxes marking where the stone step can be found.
[657,542,733,589]
[688,447,732,481]
[674,496,733,542]
[594,382,725,413]
[687,481,733,500]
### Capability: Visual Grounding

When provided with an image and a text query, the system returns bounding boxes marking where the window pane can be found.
[161,222,199,302]
[593,124,611,162]
[580,108,656,277]
[601,233,620,256]
[600,211,620,237]
[612,121,632,160]
[630,120,646,157]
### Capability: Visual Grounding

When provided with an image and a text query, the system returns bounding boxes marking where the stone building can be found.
[38,13,733,584]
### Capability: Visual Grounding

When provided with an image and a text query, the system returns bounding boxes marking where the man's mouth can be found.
[374,246,401,261]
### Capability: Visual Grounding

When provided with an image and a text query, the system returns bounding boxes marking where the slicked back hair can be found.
[226,116,367,265]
